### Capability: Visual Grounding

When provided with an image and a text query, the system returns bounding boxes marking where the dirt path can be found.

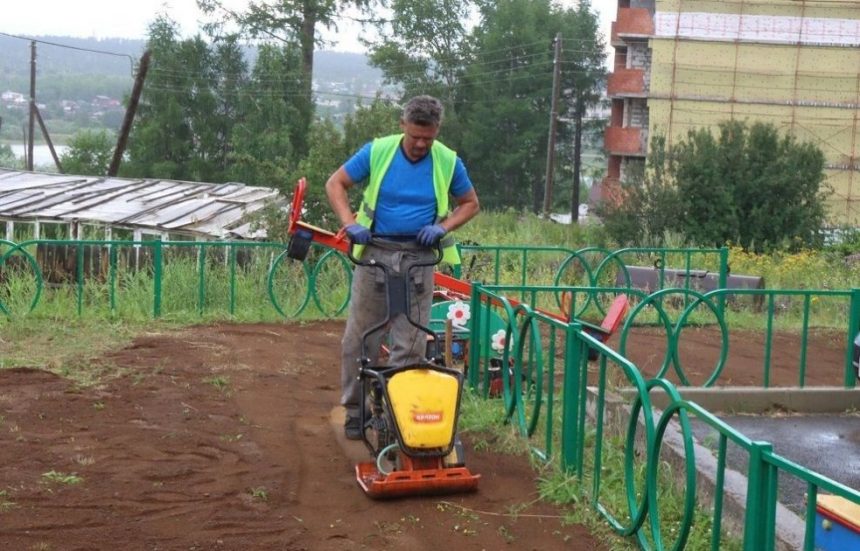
[0,322,601,550]
[0,321,848,549]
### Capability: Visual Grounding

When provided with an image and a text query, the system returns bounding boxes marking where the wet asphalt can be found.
[690,414,860,515]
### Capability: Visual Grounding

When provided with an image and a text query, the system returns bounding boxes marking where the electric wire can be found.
[0,31,136,75]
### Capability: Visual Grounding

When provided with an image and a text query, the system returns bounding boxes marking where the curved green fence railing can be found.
[455,244,729,318]
[469,283,860,551]
[0,239,353,320]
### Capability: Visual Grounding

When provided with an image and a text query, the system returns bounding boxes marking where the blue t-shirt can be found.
[343,141,474,236]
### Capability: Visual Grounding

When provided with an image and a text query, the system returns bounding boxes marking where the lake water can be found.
[8,144,70,168]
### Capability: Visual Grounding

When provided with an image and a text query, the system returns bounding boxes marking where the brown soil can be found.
[0,321,847,550]
[0,321,601,551]
[620,325,848,387]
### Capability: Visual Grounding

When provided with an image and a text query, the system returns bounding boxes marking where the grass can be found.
[458,390,743,551]
[205,375,230,393]
[0,490,15,512]
[40,471,84,486]
[248,486,269,502]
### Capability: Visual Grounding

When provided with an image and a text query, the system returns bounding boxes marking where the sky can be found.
[2,0,616,56]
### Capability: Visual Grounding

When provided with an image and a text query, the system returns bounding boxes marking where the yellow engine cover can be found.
[387,369,459,450]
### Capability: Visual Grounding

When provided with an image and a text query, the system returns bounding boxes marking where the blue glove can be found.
[417,224,447,246]
[345,223,372,245]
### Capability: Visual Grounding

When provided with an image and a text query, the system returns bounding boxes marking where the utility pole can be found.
[27,41,36,171]
[571,96,583,224]
[542,33,562,217]
[109,50,151,177]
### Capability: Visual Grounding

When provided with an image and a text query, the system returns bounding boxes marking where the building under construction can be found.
[604,0,860,224]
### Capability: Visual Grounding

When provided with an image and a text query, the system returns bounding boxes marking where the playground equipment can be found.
[815,494,860,550]
[346,239,480,498]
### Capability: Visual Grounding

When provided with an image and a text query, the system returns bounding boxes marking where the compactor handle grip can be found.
[346,235,443,268]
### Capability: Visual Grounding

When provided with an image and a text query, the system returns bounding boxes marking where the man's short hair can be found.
[401,95,443,127]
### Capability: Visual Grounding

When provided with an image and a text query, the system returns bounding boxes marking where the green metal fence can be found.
[0,239,352,320]
[456,244,729,317]
[616,286,860,388]
[470,283,860,551]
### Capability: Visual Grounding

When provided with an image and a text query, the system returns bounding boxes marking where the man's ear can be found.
[399,119,406,131]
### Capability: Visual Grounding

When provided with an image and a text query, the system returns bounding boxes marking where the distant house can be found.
[1,90,25,103]
[92,95,121,109]
[1,91,27,109]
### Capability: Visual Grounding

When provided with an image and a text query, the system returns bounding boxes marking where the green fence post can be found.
[561,322,582,473]
[153,241,162,319]
[109,243,117,313]
[75,241,84,317]
[229,244,237,316]
[743,441,773,551]
[719,246,729,320]
[845,288,860,388]
[467,283,483,390]
[197,243,206,316]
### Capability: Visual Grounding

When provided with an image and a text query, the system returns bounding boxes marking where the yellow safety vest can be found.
[352,133,460,265]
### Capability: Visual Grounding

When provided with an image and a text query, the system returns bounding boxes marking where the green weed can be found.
[248,486,269,502]
[205,375,230,393]
[41,471,83,485]
[0,490,16,512]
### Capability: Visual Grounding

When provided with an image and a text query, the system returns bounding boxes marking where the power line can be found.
[0,31,136,75]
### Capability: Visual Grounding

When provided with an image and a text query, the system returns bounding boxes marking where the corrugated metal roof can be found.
[0,169,284,239]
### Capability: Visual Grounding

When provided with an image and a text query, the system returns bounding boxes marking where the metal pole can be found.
[542,33,562,216]
[27,41,36,171]
[109,50,151,177]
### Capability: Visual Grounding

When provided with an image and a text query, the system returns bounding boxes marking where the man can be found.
[325,95,480,440]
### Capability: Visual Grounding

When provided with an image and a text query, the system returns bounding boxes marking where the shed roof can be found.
[0,169,284,239]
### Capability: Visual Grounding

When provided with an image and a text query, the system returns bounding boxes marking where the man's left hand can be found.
[417,224,447,246]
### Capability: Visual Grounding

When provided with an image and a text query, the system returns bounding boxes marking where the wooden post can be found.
[27,41,36,171]
[109,50,151,177]
[542,33,562,216]
[21,122,28,169]
[33,105,63,172]
[445,319,454,369]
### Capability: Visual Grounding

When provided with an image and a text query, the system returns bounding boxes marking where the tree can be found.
[0,144,19,169]
[342,96,400,154]
[674,121,827,251]
[293,97,400,227]
[596,122,828,251]
[197,0,379,157]
[365,0,474,104]
[458,0,562,211]
[124,16,246,184]
[60,130,114,175]
[123,16,199,180]
[594,135,682,246]
[226,43,307,189]
[556,1,606,222]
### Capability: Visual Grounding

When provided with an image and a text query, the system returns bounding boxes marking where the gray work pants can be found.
[340,241,435,416]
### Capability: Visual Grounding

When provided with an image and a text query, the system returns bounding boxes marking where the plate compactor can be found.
[347,239,480,499]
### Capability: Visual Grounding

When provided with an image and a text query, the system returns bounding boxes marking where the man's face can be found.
[400,121,440,161]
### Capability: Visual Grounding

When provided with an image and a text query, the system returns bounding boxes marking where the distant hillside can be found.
[0,34,380,82]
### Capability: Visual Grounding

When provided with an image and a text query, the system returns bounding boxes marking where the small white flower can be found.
[491,329,510,354]
[446,301,471,328]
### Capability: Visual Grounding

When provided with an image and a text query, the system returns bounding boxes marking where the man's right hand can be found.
[345,223,372,245]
